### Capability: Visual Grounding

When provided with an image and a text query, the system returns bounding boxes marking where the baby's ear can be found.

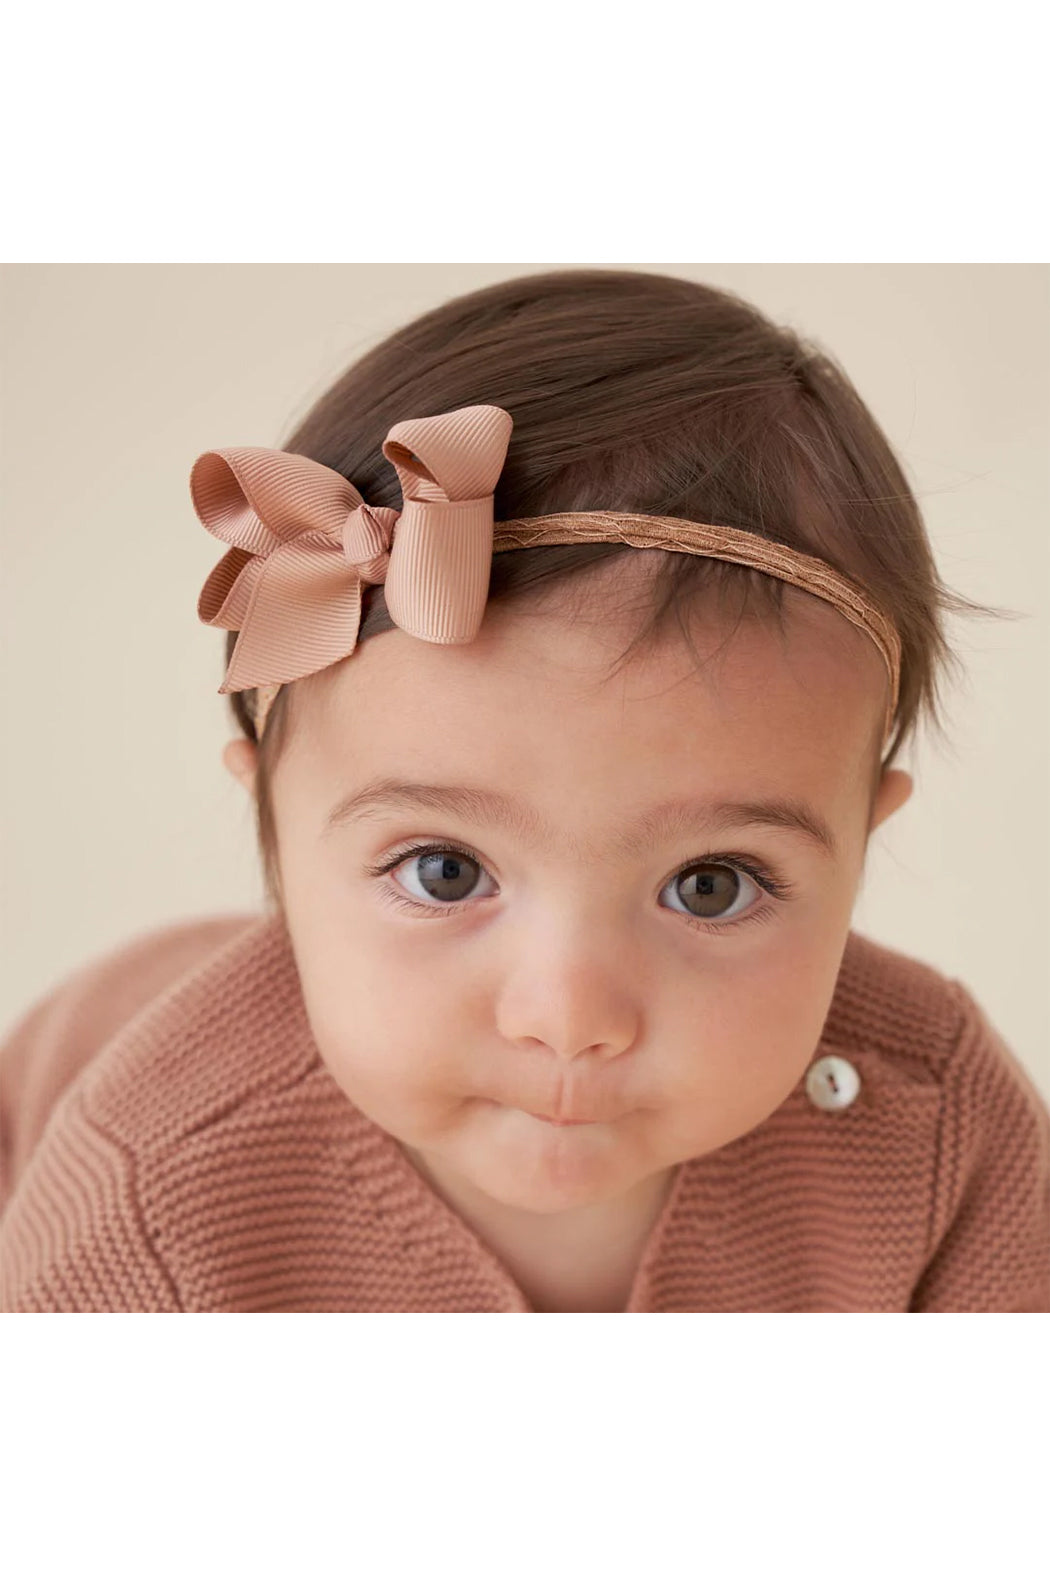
[222,738,258,795]
[869,767,913,833]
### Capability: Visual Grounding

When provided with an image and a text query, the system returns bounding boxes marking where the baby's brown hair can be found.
[219,268,1015,911]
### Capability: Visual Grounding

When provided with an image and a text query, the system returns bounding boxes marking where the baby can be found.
[2,267,1047,1312]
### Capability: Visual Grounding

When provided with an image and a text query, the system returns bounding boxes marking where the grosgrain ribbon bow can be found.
[191,404,514,694]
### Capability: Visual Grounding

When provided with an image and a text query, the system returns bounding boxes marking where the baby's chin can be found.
[419,1096,654,1217]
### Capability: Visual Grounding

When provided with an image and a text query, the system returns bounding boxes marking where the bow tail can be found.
[219,546,368,694]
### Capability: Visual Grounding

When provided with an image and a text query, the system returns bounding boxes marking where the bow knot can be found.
[341,502,401,585]
[190,404,514,694]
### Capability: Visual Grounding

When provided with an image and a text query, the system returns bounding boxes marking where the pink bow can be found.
[191,403,514,694]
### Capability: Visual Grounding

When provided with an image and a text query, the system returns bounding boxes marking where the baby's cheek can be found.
[717,931,844,1050]
[304,981,463,1126]
[659,1047,800,1164]
[667,968,833,1142]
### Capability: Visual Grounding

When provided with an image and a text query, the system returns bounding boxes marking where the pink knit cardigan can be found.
[2,912,1048,1312]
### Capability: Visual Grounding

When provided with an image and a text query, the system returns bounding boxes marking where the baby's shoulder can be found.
[829,929,1041,1112]
[828,929,966,1071]
[74,907,320,1159]
[0,912,259,1210]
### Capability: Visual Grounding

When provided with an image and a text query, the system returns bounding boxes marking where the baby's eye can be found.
[392,846,495,906]
[662,861,763,923]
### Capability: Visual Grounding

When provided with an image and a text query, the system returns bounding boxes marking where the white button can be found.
[805,1054,861,1111]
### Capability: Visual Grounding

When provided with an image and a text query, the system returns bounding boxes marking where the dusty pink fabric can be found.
[191,404,902,747]
[192,405,515,697]
[2,914,1047,1312]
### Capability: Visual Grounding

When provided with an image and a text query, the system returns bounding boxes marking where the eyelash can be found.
[364,840,796,938]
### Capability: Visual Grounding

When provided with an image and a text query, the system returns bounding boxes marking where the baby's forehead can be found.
[412,580,863,702]
[300,589,884,812]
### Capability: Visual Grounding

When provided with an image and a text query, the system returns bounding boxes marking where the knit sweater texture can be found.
[1,912,1048,1312]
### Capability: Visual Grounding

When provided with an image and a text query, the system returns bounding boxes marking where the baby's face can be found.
[263,564,907,1224]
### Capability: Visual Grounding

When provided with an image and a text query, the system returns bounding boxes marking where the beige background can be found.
[2,264,1047,1101]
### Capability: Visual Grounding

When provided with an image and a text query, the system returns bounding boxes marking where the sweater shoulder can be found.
[2,913,326,1311]
[823,928,979,1085]
[74,910,321,1161]
[826,929,1047,1140]
[1,912,259,1212]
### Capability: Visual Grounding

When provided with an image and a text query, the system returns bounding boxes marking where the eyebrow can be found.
[322,777,838,861]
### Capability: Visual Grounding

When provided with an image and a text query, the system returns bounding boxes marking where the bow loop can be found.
[382,404,513,506]
[377,404,513,641]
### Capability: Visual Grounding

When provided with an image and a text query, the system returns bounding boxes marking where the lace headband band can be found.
[189,403,901,749]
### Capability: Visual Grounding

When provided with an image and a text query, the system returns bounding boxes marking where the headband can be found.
[190,403,901,749]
